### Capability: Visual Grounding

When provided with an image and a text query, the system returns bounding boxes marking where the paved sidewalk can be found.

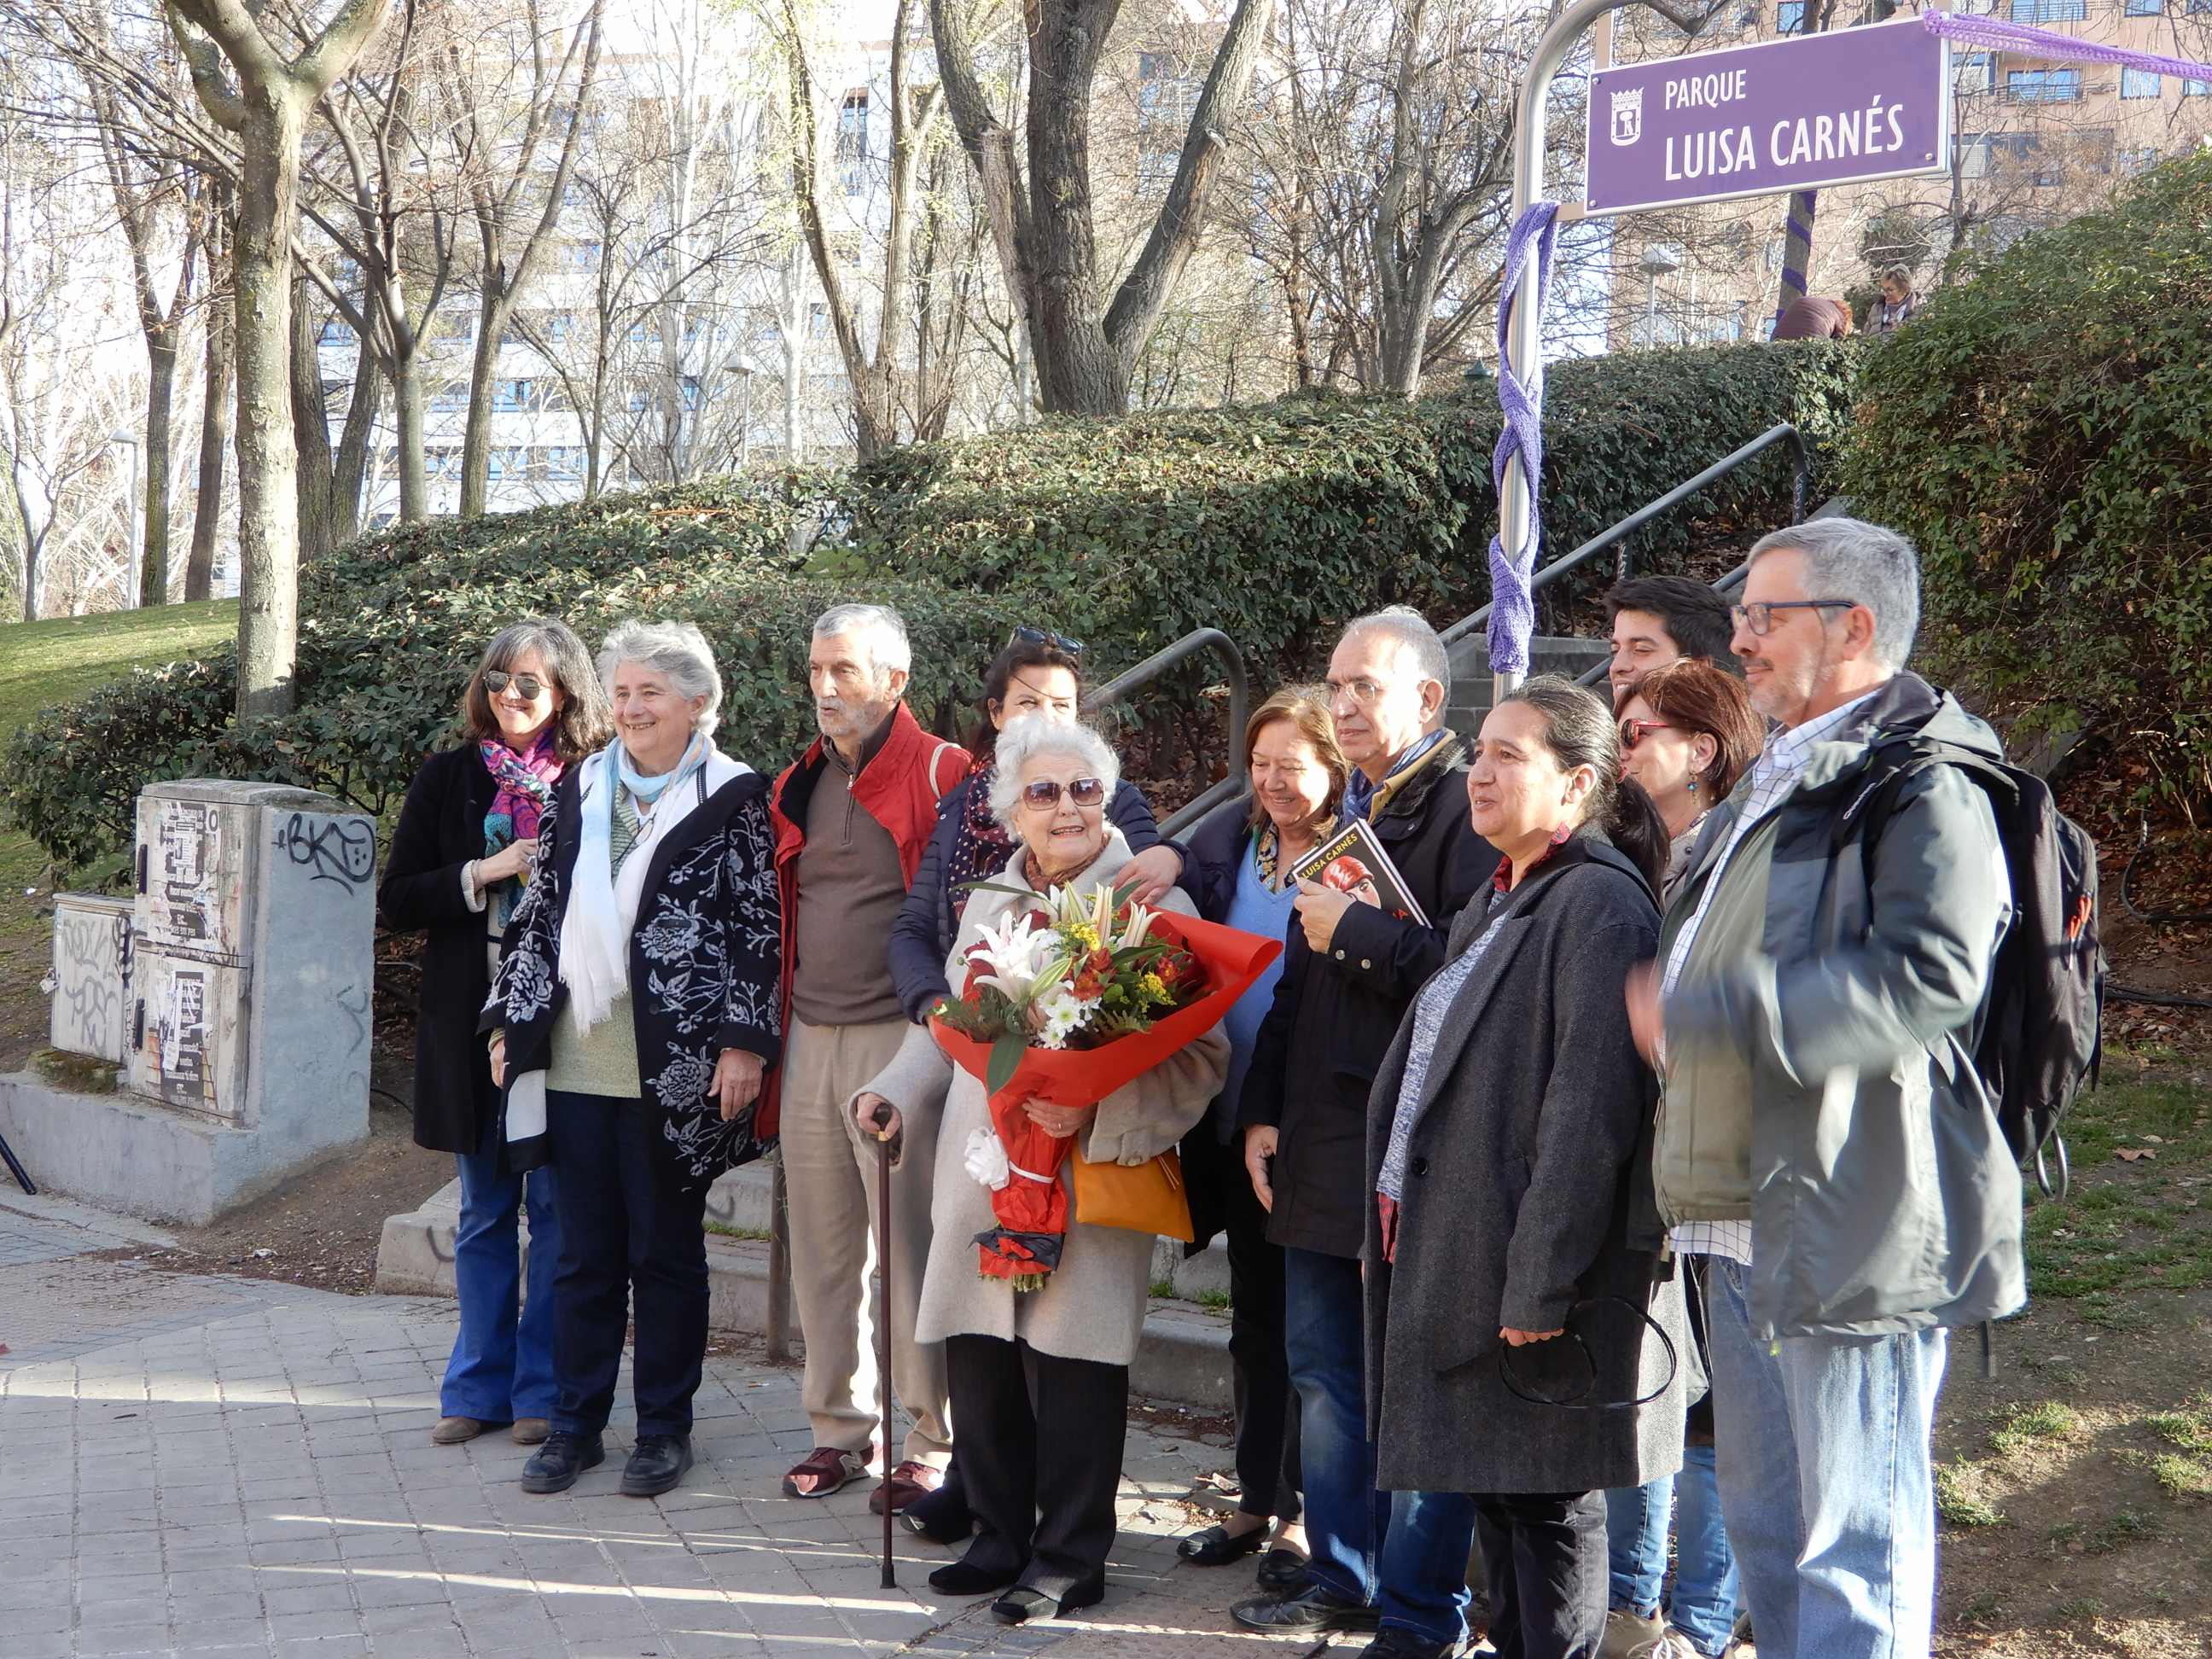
[0,1240,1331,1659]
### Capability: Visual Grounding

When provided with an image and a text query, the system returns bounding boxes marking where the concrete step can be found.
[1442,635,1614,741]
[375,1164,1236,1408]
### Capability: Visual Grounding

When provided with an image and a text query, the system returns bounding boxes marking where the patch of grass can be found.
[703,1223,770,1241]
[2058,1597,2104,1621]
[1961,1591,2006,1622]
[1190,1288,1232,1313]
[0,601,236,737]
[1936,1457,2008,1528]
[2023,1060,2212,1298]
[1150,1279,1176,1301]
[2145,1394,2212,1452]
[2153,1454,2212,1499]
[1989,1400,2081,1455]
[2087,1509,2157,1551]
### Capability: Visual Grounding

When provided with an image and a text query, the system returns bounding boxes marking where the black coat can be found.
[1362,832,1685,1494]
[886,771,1171,1022]
[488,750,784,1192]
[378,746,503,1155]
[1239,735,1495,1259]
[1175,795,1266,1251]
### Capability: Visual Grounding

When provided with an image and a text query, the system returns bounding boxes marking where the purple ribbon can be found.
[1923,7,2212,80]
[1487,200,1561,679]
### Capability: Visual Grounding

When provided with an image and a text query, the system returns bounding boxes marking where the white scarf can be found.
[558,734,714,1030]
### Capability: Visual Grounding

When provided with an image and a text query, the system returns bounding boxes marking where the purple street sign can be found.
[1584,15,1949,217]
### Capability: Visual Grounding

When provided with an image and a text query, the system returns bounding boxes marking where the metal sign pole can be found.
[1495,0,1637,708]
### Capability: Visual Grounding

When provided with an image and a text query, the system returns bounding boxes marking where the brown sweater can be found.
[790,740,909,1027]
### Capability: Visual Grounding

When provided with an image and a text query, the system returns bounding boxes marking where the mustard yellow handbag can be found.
[1071,1147,1195,1243]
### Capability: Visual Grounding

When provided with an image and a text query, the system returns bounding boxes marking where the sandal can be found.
[869,1460,944,1515]
[1177,1522,1269,1566]
[781,1446,868,1498]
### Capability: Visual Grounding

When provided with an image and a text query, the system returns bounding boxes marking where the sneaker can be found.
[1359,1626,1465,1658]
[1626,1632,1708,1659]
[620,1434,695,1498]
[1600,1608,1665,1659]
[1231,1581,1382,1634]
[520,1431,605,1494]
[781,1445,867,1498]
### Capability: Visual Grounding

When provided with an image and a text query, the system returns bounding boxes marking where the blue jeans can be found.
[440,1136,561,1422]
[1703,1256,1947,1659]
[545,1091,713,1439]
[1606,1444,1739,1656]
[1284,1246,1476,1645]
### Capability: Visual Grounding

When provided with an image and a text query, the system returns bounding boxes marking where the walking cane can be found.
[876,1126,898,1589]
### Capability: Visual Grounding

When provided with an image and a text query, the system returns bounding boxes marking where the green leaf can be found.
[987,1033,1027,1096]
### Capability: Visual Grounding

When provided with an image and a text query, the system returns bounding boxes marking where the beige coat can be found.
[855,831,1227,1367]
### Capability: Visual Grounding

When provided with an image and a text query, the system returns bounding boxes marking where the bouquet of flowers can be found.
[928,878,1281,1289]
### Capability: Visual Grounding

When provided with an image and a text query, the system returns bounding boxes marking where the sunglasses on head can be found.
[1619,717,1673,751]
[1020,777,1106,810]
[1011,626,1084,655]
[484,670,548,700]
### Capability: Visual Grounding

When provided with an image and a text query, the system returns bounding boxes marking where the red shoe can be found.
[781,1446,867,1498]
[868,1459,944,1514]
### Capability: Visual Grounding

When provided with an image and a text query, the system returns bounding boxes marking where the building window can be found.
[2120,144,2160,172]
[567,241,602,270]
[491,378,535,411]
[2010,0,2086,18]
[2191,0,2212,14]
[2189,79,2212,94]
[2125,0,2163,13]
[430,381,469,412]
[544,446,585,480]
[1776,0,1806,29]
[2122,67,2163,96]
[2008,67,2081,100]
[837,90,869,195]
[1954,52,1995,91]
[679,375,703,411]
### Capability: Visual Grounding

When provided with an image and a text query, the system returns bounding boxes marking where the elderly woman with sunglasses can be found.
[854,714,1228,1627]
[1615,661,1763,905]
[380,619,611,1449]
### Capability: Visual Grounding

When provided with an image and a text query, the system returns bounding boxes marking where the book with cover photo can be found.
[1286,819,1430,929]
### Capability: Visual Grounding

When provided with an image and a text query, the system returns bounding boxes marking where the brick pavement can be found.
[0,1238,1335,1659]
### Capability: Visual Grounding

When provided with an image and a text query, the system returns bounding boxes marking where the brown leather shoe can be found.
[869,1460,944,1514]
[511,1417,551,1446]
[782,1446,867,1498]
[432,1417,487,1445]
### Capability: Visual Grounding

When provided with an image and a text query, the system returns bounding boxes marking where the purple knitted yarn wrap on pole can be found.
[1487,200,1561,678]
[1924,6,2212,79]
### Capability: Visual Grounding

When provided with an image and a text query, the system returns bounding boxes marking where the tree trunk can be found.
[1025,0,1125,416]
[458,283,506,517]
[291,273,336,561]
[142,333,178,603]
[334,349,383,545]
[235,87,311,718]
[187,281,233,603]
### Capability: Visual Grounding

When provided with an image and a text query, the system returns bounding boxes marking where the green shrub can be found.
[1841,148,2212,812]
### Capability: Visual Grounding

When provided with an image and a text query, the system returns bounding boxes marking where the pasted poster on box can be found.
[138,797,250,958]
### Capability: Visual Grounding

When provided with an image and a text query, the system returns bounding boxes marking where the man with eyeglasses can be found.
[1624,519,2023,1659]
[768,602,970,1508]
[1231,607,1494,1657]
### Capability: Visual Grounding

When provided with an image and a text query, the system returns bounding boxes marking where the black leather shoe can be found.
[901,1481,976,1544]
[520,1431,604,1494]
[620,1434,695,1497]
[989,1578,1105,1624]
[1231,1582,1381,1633]
[1177,1522,1268,1565]
[1256,1545,1312,1594]
[1358,1625,1465,1659]
[928,1559,1022,1597]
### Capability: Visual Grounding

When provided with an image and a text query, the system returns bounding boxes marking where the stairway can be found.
[1445,634,1613,741]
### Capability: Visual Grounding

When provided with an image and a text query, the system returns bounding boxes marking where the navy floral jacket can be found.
[487,748,784,1190]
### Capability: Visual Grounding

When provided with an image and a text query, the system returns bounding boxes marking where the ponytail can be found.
[1498,675,1671,900]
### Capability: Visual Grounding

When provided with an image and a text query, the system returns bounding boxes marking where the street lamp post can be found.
[110,432,141,610]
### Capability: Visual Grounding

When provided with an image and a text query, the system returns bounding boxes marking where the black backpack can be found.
[1833,736,2104,1199]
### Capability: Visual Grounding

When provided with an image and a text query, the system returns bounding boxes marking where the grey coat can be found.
[1363,833,1687,1496]
[857,832,1229,1367]
[1659,672,2026,1340]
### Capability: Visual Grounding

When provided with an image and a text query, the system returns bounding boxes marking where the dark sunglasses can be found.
[1020,777,1107,810]
[1010,626,1084,655]
[484,670,548,699]
[1619,717,1674,751]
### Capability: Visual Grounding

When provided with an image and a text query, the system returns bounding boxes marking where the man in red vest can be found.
[769,602,969,1507]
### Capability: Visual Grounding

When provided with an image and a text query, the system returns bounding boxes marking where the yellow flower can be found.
[1139,972,1169,1004]
[1062,921,1101,951]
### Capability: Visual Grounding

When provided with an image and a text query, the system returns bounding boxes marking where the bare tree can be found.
[166,0,392,717]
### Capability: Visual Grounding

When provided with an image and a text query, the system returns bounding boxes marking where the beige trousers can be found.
[780,1016,951,1464]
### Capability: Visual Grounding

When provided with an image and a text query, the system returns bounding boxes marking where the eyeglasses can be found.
[1619,718,1674,752]
[1019,777,1106,810]
[1730,600,1853,636]
[1011,627,1084,655]
[484,670,548,699]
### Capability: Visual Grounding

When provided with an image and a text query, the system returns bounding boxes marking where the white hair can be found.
[1747,516,1921,672]
[1342,605,1450,694]
[812,602,911,676]
[598,618,724,734]
[987,715,1121,830]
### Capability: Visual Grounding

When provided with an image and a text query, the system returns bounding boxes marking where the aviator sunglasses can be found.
[1010,626,1084,655]
[1020,777,1107,810]
[1619,717,1674,752]
[484,670,548,699]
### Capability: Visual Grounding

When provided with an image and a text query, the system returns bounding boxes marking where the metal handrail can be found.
[1440,423,1810,651]
[1082,626,1251,838]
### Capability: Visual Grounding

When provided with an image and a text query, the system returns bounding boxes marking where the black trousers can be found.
[946,1333,1127,1601]
[1222,1141,1302,1522]
[544,1090,712,1439]
[1471,1490,1609,1659]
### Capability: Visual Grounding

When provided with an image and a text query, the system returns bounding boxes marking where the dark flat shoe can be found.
[928,1559,1022,1597]
[1231,1582,1380,1634]
[520,1431,604,1494]
[620,1434,694,1497]
[990,1578,1104,1624]
[1256,1546,1312,1594]
[1177,1523,1268,1566]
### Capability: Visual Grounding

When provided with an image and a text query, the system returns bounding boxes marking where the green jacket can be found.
[1659,672,2026,1340]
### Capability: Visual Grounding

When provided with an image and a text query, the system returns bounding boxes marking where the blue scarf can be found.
[1342,729,1448,824]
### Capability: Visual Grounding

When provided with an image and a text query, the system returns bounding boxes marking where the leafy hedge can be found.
[6,340,1866,870]
[846,339,1864,683]
[1840,148,2212,812]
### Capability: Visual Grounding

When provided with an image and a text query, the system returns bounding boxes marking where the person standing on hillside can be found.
[1627,518,2023,1659]
[1231,608,1495,1653]
[769,602,969,1509]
